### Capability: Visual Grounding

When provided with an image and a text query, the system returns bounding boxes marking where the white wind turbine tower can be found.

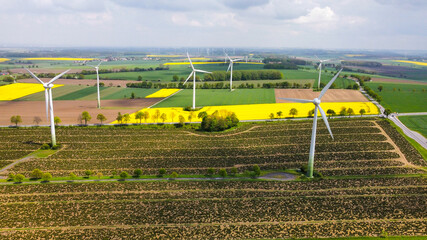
[26,68,70,146]
[183,53,212,109]
[87,61,103,108]
[226,54,242,91]
[279,69,343,178]
[315,55,331,89]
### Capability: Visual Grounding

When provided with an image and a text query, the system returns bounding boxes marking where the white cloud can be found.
[293,6,337,24]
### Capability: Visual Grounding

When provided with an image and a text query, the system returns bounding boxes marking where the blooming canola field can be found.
[0,83,63,101]
[145,89,180,98]
[112,102,379,124]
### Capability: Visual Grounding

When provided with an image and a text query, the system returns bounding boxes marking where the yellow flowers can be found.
[21,58,95,61]
[0,83,63,101]
[111,102,378,124]
[164,62,263,65]
[0,58,10,63]
[394,60,427,66]
[145,89,181,98]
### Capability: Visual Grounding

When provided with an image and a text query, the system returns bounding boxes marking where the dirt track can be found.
[0,99,160,125]
[18,78,136,87]
[275,89,369,103]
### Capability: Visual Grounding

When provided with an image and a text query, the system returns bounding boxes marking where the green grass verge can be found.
[366,82,427,113]
[154,88,276,108]
[398,115,427,138]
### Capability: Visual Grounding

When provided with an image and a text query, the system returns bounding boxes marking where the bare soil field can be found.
[0,99,160,125]
[371,78,427,85]
[275,89,368,103]
[18,78,136,87]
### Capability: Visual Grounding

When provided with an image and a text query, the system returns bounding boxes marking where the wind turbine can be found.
[315,56,331,89]
[226,54,242,91]
[279,69,343,178]
[183,53,212,109]
[87,61,103,108]
[26,68,70,146]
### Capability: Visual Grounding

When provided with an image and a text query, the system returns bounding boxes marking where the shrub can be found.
[30,169,43,179]
[41,172,52,182]
[40,143,50,150]
[253,165,261,176]
[119,171,129,179]
[207,168,215,176]
[96,172,103,179]
[200,110,239,132]
[230,167,238,176]
[158,168,166,177]
[84,170,93,178]
[7,173,15,181]
[69,172,77,180]
[170,171,178,180]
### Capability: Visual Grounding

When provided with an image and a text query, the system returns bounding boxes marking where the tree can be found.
[359,109,366,117]
[326,109,335,119]
[377,85,383,92]
[339,108,347,116]
[30,169,43,179]
[198,111,208,120]
[172,75,179,81]
[14,174,25,183]
[116,112,123,124]
[84,170,93,178]
[170,111,176,122]
[81,111,91,125]
[143,111,150,123]
[289,108,298,118]
[384,108,392,117]
[130,92,135,99]
[154,109,161,122]
[308,109,315,117]
[207,168,215,176]
[346,108,354,118]
[8,173,15,181]
[54,116,61,126]
[135,111,144,124]
[33,116,42,126]
[134,169,143,177]
[188,112,195,123]
[230,167,238,176]
[96,113,107,125]
[10,115,22,126]
[69,172,77,180]
[269,113,274,120]
[96,172,103,179]
[160,113,167,123]
[170,171,178,179]
[123,113,131,124]
[219,169,227,178]
[276,111,283,119]
[158,168,166,177]
[178,115,185,126]
[119,171,129,179]
[41,172,52,182]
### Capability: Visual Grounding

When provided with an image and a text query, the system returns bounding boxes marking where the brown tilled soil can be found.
[18,78,136,87]
[0,99,161,125]
[370,78,427,85]
[275,89,369,103]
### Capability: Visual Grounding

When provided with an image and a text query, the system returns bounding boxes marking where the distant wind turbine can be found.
[183,53,212,109]
[315,55,331,89]
[87,61,103,108]
[226,54,242,91]
[279,69,343,178]
[26,68,70,146]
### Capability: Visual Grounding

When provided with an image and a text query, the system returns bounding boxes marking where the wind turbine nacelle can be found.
[313,98,321,105]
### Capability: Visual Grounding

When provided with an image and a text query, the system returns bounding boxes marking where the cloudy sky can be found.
[0,0,426,50]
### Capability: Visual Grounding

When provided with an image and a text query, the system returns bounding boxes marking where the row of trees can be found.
[269,107,368,119]
[127,81,313,90]
[203,70,283,81]
[200,110,239,132]
[79,66,169,75]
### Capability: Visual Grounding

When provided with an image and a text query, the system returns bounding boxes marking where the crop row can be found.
[319,166,424,176]
[0,150,33,161]
[2,177,424,194]
[0,195,425,228]
[1,220,424,240]
[2,185,425,204]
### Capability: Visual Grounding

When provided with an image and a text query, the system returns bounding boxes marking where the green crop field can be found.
[398,115,427,138]
[0,119,426,239]
[16,85,89,101]
[102,88,158,100]
[154,88,276,108]
[366,82,427,113]
[54,86,106,100]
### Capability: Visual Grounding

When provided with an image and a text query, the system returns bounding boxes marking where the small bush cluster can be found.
[200,110,239,132]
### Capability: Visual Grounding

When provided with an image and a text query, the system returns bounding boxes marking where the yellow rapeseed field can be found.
[111,102,378,124]
[164,62,263,65]
[0,83,63,101]
[0,58,10,63]
[394,60,427,66]
[21,58,94,61]
[145,89,181,98]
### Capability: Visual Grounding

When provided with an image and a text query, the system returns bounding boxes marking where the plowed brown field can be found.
[275,89,368,103]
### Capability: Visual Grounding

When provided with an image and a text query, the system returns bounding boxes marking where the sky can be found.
[0,0,426,50]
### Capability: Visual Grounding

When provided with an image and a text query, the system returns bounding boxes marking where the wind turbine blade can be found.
[278,97,314,104]
[25,68,44,84]
[48,69,71,84]
[318,106,334,139]
[318,68,343,99]
[226,54,231,61]
[195,69,212,74]
[96,61,102,67]
[227,63,232,72]
[45,89,49,121]
[315,55,321,61]
[234,59,243,61]
[183,71,193,84]
[187,52,194,70]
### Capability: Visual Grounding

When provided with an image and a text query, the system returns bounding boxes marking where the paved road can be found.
[389,114,427,149]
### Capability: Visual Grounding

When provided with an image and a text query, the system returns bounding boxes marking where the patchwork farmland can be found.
[0,119,426,239]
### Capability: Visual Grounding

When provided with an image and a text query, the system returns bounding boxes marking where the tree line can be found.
[203,70,283,81]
